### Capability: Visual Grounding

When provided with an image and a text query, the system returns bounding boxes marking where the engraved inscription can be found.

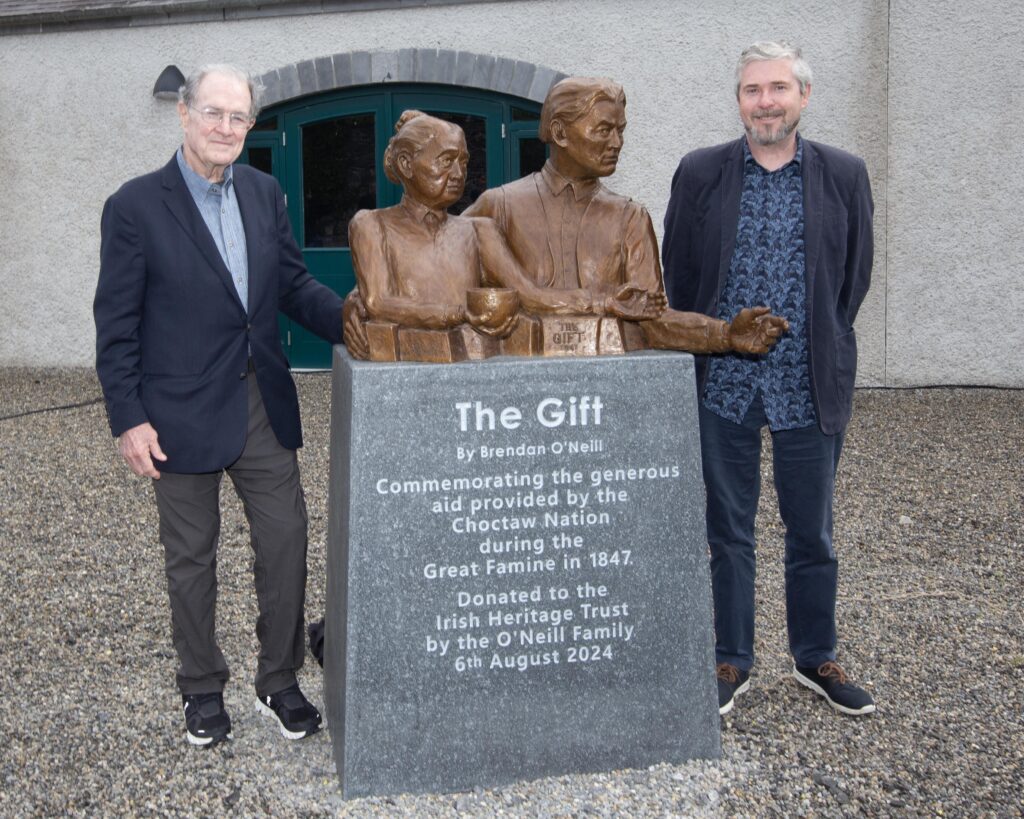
[368,391,683,678]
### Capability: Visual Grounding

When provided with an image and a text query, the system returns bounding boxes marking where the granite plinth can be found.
[324,347,720,799]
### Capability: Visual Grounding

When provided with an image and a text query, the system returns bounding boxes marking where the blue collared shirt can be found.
[703,135,816,430]
[176,148,249,310]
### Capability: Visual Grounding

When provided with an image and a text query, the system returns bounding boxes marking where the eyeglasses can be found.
[189,105,254,132]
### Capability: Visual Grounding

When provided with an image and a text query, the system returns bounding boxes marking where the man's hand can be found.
[342,291,370,360]
[603,284,668,321]
[118,422,167,479]
[727,306,790,354]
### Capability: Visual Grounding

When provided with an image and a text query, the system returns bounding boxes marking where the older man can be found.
[662,42,875,717]
[94,64,344,746]
[465,76,787,354]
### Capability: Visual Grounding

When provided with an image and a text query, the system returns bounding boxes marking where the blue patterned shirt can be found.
[176,148,249,310]
[703,136,816,430]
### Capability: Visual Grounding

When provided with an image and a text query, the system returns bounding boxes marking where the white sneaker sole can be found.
[718,677,751,716]
[184,701,231,746]
[792,667,876,716]
[185,729,231,746]
[255,698,316,740]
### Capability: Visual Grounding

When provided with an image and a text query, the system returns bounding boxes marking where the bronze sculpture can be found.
[344,110,612,361]
[466,77,788,356]
[344,80,788,362]
[345,111,516,362]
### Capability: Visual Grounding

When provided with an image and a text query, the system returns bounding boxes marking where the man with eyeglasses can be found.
[94,64,344,747]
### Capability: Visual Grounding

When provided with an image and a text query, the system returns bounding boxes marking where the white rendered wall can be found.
[887,0,1024,386]
[0,0,1018,386]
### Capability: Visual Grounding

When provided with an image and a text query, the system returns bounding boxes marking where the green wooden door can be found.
[282,96,386,369]
[244,85,545,369]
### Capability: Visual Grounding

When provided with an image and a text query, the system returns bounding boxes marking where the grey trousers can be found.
[152,372,308,698]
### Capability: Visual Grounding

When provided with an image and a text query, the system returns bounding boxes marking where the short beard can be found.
[746,115,799,146]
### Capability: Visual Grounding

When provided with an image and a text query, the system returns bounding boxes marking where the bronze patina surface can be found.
[343,80,788,362]
[344,111,517,363]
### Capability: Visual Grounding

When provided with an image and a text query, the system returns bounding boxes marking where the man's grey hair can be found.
[179,64,263,119]
[735,41,813,97]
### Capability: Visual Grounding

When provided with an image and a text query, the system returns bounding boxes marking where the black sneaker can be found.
[256,684,322,740]
[716,662,750,716]
[182,692,232,747]
[794,662,876,716]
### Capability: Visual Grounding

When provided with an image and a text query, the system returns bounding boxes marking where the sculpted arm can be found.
[651,158,788,353]
[349,210,465,329]
[471,218,593,315]
[623,204,665,293]
[595,204,668,320]
[461,188,495,219]
[641,306,788,354]
[471,217,665,320]
[469,189,612,315]
[342,289,370,360]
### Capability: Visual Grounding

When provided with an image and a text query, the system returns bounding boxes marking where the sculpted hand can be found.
[118,422,167,479]
[603,284,667,320]
[466,306,519,338]
[343,291,370,360]
[727,306,790,354]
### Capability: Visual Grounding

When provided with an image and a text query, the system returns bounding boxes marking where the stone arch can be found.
[255,49,566,109]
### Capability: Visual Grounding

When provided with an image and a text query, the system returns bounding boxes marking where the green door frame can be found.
[243,84,544,370]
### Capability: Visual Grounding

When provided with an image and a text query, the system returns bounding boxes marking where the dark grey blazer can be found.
[662,136,873,434]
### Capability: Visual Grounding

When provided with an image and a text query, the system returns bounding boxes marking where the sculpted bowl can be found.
[466,287,519,330]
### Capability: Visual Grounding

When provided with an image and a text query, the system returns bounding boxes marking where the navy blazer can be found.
[662,137,873,435]
[94,155,344,473]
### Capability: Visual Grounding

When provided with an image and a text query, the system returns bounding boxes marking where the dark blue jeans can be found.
[698,393,843,671]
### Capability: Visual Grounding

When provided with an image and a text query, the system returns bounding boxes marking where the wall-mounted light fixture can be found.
[152,65,186,100]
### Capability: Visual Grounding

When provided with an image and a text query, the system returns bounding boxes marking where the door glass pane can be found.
[251,116,278,131]
[302,114,376,248]
[519,137,547,178]
[246,146,273,174]
[419,111,486,215]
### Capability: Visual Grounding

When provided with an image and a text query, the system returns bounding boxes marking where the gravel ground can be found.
[1,367,1021,818]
